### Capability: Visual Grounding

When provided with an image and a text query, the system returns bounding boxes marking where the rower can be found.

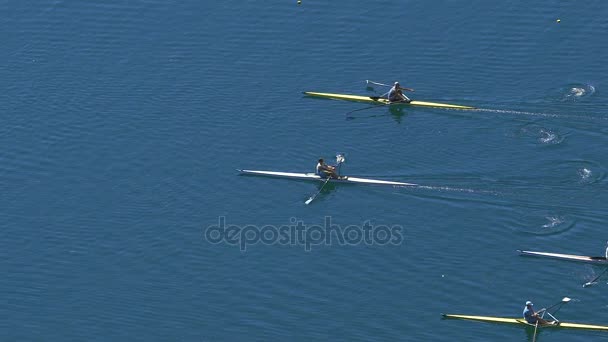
[388,81,413,103]
[316,158,338,179]
[523,301,556,325]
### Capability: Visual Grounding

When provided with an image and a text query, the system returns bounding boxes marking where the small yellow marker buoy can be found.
[556,19,561,23]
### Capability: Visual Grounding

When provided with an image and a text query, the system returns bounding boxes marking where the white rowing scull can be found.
[238,169,416,187]
[517,250,608,265]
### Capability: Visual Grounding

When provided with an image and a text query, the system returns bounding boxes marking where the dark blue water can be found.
[3,1,608,340]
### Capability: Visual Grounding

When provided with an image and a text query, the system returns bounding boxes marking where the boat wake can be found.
[474,108,607,121]
[524,215,576,236]
[406,184,498,195]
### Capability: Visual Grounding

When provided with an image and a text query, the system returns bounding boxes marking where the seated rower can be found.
[316,158,339,179]
[523,301,556,326]
[388,81,414,103]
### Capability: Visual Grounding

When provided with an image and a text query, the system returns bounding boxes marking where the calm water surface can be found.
[2,0,608,340]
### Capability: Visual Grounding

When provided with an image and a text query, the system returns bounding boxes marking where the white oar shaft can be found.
[543,297,571,312]
[305,177,331,205]
[367,80,413,90]
[366,80,391,87]
[545,312,558,322]
[583,268,608,287]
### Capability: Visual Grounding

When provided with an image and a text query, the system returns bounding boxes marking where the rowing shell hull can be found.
[238,170,416,186]
[443,314,608,331]
[518,250,607,264]
[303,91,475,110]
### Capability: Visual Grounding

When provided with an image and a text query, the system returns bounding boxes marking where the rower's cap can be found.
[526,301,533,306]
[394,81,400,86]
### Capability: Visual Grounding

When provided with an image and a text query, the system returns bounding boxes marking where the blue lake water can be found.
[2,1,608,340]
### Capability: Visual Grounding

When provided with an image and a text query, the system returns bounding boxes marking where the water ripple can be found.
[518,214,576,236]
[550,83,596,102]
[518,123,566,145]
[558,160,607,185]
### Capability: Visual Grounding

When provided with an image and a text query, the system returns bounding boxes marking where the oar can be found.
[539,297,571,314]
[533,302,547,342]
[346,103,387,118]
[346,112,392,121]
[305,177,331,205]
[532,297,571,341]
[366,80,391,87]
[583,268,608,288]
[345,94,391,118]
[532,319,540,342]
[366,80,415,92]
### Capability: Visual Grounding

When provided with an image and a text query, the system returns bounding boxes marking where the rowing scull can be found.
[518,250,608,265]
[238,169,416,187]
[443,314,608,331]
[303,91,475,110]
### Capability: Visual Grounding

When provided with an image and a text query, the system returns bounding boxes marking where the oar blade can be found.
[582,267,608,288]
[304,177,331,205]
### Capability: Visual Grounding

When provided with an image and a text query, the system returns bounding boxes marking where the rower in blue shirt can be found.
[388,81,414,103]
[316,158,338,179]
[523,301,555,325]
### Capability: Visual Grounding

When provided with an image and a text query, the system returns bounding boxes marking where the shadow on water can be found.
[388,105,409,123]
[345,104,409,123]
[316,181,337,192]
[303,181,338,205]
[345,105,387,120]
[524,325,540,342]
